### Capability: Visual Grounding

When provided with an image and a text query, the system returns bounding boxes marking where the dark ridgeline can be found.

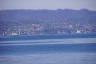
[0,9,96,24]
[0,9,96,36]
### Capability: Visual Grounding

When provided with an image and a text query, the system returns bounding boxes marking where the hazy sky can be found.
[0,0,96,10]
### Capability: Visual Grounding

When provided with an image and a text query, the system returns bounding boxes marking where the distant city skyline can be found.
[0,0,96,10]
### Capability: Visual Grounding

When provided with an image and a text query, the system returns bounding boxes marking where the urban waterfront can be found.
[0,0,96,64]
[1,23,96,36]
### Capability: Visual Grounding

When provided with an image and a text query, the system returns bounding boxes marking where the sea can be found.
[0,34,96,64]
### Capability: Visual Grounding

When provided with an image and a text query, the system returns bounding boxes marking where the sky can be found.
[0,0,96,10]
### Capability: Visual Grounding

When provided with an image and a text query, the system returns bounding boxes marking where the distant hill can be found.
[0,9,96,26]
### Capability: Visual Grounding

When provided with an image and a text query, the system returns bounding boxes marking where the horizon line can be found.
[0,8,96,11]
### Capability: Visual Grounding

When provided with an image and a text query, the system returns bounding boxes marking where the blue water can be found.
[0,34,96,64]
[0,34,96,41]
[0,43,96,55]
[0,53,96,64]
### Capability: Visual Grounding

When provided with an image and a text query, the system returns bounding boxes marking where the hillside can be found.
[0,9,96,25]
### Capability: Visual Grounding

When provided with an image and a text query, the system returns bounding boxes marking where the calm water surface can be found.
[0,35,96,64]
[0,53,96,64]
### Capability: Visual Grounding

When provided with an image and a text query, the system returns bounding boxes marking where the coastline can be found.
[0,34,96,41]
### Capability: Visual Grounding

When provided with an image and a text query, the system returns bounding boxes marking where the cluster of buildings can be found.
[0,23,96,36]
